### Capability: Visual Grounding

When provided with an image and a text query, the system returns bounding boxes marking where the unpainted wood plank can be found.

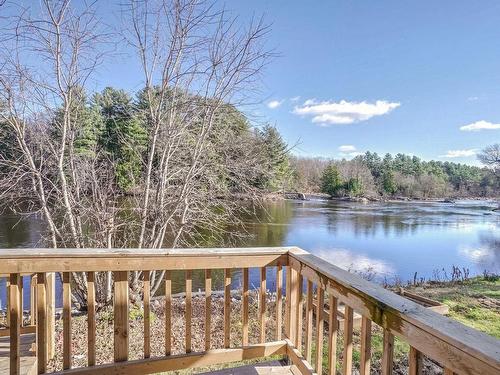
[114,271,129,362]
[288,268,298,345]
[165,270,172,356]
[205,269,212,351]
[46,272,55,361]
[242,268,249,346]
[342,305,354,375]
[284,266,291,337]
[381,328,394,375]
[36,272,47,374]
[409,346,423,375]
[304,279,313,364]
[315,287,324,374]
[288,251,500,375]
[63,272,72,370]
[295,274,303,351]
[260,267,267,343]
[87,272,96,367]
[276,265,283,341]
[328,294,338,375]
[9,273,21,375]
[30,275,36,326]
[0,251,289,274]
[285,339,315,375]
[143,271,151,359]
[48,341,288,375]
[360,316,371,375]
[185,270,192,353]
[443,369,455,375]
[224,268,231,349]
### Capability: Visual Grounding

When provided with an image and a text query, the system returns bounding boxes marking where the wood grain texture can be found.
[36,272,47,374]
[87,272,96,366]
[114,271,129,362]
[165,270,172,356]
[143,271,151,359]
[328,295,338,375]
[288,250,500,375]
[360,316,371,375]
[224,268,231,349]
[205,269,212,351]
[295,274,303,351]
[342,305,354,375]
[381,328,394,375]
[304,280,313,364]
[185,270,192,353]
[276,265,283,341]
[242,268,249,346]
[409,346,423,375]
[315,287,324,374]
[63,272,72,369]
[260,267,267,343]
[9,273,21,375]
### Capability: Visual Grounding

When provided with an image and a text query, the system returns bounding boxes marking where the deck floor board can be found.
[0,333,36,375]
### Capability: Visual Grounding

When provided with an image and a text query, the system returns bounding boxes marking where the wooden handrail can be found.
[288,248,500,375]
[2,246,499,375]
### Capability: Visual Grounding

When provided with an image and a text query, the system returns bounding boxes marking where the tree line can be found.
[291,149,500,199]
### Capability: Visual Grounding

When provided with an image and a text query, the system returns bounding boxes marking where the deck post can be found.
[46,272,56,361]
[9,273,21,375]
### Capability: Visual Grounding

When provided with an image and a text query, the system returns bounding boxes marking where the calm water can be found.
[0,199,499,305]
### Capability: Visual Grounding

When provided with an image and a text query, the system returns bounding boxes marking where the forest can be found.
[291,149,500,199]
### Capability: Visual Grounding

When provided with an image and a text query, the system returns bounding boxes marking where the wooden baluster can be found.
[30,275,36,326]
[259,267,267,343]
[46,273,55,361]
[288,268,298,344]
[36,273,47,374]
[295,274,303,350]
[343,305,354,375]
[381,329,394,375]
[87,272,96,367]
[284,266,291,337]
[143,271,151,359]
[185,270,192,353]
[360,316,371,375]
[165,270,172,356]
[328,294,338,375]
[275,265,283,340]
[63,272,72,369]
[205,269,212,351]
[19,277,23,329]
[6,278,10,327]
[305,279,313,363]
[9,273,21,375]
[315,287,324,373]
[224,268,231,348]
[242,268,249,346]
[409,347,423,375]
[114,271,129,362]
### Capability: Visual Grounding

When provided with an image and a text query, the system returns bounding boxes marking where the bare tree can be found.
[478,144,500,172]
[0,0,272,305]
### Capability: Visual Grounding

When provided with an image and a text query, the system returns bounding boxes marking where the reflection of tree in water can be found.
[0,208,42,247]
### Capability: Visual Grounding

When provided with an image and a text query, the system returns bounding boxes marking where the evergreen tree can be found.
[321,164,343,197]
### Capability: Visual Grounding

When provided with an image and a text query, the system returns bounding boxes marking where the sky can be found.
[13,0,499,166]
[227,0,500,165]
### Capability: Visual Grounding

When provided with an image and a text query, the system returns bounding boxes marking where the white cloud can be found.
[440,149,477,158]
[460,120,500,132]
[467,96,480,101]
[338,145,357,152]
[290,96,301,102]
[267,100,283,109]
[293,99,400,125]
[315,248,395,277]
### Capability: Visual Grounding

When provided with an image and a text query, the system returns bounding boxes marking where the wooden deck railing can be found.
[0,247,499,375]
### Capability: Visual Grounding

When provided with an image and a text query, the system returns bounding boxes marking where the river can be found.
[0,199,498,305]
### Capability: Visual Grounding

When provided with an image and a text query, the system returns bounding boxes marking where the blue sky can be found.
[227,0,500,165]
[77,1,500,165]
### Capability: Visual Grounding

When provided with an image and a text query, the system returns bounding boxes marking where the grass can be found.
[409,276,500,338]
